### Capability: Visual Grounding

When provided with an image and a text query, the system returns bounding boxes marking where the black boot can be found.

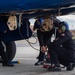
[35,61,43,66]
[66,62,75,71]
[47,63,61,71]
[2,62,14,67]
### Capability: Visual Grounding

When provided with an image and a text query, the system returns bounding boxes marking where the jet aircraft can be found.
[0,0,75,61]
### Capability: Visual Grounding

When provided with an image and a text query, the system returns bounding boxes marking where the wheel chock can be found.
[11,60,20,64]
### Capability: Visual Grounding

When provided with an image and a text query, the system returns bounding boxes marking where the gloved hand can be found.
[41,46,47,53]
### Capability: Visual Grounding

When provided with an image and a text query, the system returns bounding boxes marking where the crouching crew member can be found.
[42,21,75,71]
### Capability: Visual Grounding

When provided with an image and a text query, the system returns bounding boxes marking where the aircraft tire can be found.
[0,41,16,61]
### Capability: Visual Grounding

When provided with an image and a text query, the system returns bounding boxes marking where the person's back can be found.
[62,31,75,51]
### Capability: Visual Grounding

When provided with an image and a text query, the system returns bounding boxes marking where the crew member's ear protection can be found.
[59,22,66,31]
[60,25,66,31]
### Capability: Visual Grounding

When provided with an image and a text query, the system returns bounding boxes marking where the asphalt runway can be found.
[0,40,75,75]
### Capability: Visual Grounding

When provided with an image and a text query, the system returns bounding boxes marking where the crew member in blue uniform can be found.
[0,16,14,67]
[33,16,55,65]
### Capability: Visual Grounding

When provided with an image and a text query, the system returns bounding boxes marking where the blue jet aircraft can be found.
[0,0,75,61]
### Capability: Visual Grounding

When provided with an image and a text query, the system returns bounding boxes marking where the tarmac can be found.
[0,39,75,75]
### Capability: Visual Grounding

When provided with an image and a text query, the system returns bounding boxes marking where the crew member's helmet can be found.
[58,21,69,31]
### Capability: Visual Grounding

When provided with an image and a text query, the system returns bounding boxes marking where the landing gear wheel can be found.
[0,41,16,61]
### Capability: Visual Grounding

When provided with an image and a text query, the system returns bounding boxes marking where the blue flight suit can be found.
[47,29,75,67]
[0,16,14,67]
[33,18,55,61]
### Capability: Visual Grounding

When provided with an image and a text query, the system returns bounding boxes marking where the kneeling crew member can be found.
[42,22,75,71]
